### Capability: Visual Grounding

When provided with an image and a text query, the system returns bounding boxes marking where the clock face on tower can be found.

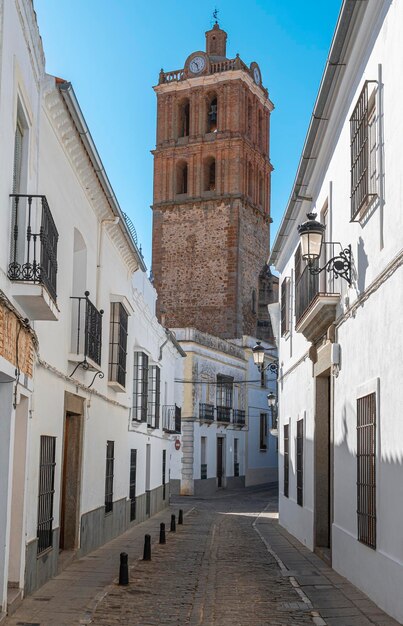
[189,55,206,74]
[253,67,261,85]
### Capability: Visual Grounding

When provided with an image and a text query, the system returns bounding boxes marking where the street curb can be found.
[252,505,328,626]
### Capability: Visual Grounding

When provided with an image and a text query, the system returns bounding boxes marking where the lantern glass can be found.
[252,342,265,366]
[300,230,323,261]
[267,392,276,407]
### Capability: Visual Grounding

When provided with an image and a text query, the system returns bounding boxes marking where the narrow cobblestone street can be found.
[5,486,400,626]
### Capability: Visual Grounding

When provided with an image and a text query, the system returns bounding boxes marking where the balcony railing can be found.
[216,406,231,423]
[233,409,246,426]
[8,194,58,302]
[199,403,215,421]
[162,405,181,434]
[71,291,103,367]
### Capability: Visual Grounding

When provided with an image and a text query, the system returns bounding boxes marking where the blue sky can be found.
[34,0,341,270]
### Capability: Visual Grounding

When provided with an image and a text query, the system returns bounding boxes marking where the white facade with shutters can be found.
[0,0,184,615]
[270,1,403,622]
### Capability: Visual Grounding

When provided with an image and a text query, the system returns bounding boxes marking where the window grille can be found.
[260,413,267,450]
[357,393,376,549]
[109,302,128,387]
[284,424,289,498]
[147,365,161,428]
[162,449,166,501]
[281,277,290,336]
[105,441,114,514]
[37,436,56,554]
[297,419,304,506]
[216,374,233,422]
[129,449,137,521]
[350,81,377,220]
[132,352,149,421]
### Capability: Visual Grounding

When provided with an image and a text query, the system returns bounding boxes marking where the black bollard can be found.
[170,513,176,532]
[143,534,151,560]
[159,522,166,544]
[178,509,184,525]
[119,552,129,585]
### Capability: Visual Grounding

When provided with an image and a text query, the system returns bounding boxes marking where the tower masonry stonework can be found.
[152,23,274,339]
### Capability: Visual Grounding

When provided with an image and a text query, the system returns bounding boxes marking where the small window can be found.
[297,419,303,506]
[357,392,376,548]
[284,424,289,498]
[133,352,149,422]
[260,413,267,450]
[37,436,56,554]
[281,277,291,336]
[176,161,188,194]
[105,441,114,514]
[208,97,217,133]
[350,81,377,220]
[109,302,128,387]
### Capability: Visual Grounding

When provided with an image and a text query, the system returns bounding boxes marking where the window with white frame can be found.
[132,352,148,422]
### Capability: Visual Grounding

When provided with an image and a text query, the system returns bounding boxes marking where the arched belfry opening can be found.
[207,96,218,133]
[204,157,216,192]
[178,99,190,138]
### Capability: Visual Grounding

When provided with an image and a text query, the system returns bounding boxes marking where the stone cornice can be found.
[155,70,273,111]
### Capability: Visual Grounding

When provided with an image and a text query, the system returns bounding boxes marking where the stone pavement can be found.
[4,486,400,626]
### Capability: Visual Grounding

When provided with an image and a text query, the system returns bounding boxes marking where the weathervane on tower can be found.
[213,8,219,25]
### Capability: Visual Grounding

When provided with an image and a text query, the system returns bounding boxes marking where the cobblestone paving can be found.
[91,489,313,626]
[4,486,400,626]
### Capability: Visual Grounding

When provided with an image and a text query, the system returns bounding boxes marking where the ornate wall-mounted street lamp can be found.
[297,212,352,285]
[252,341,278,374]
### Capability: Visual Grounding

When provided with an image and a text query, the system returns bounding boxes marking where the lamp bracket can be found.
[308,244,352,285]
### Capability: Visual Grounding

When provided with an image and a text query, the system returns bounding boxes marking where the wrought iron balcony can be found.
[295,264,340,342]
[70,291,103,369]
[233,409,246,427]
[162,405,181,434]
[8,194,59,319]
[216,405,231,423]
[199,403,215,422]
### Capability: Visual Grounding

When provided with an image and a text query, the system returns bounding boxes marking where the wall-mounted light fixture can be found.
[252,341,278,374]
[297,212,352,285]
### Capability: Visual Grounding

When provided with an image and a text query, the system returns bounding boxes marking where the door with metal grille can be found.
[129,449,137,521]
[162,449,166,501]
[283,424,289,498]
[37,436,56,554]
[297,419,304,506]
[217,437,224,487]
[105,441,114,514]
[357,393,376,549]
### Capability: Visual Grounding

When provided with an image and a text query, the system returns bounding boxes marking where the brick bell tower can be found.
[152,21,273,339]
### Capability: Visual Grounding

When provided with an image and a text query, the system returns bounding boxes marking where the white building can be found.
[170,328,278,496]
[0,0,184,615]
[270,0,403,621]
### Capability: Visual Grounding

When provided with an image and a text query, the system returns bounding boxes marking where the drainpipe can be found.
[96,217,119,308]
